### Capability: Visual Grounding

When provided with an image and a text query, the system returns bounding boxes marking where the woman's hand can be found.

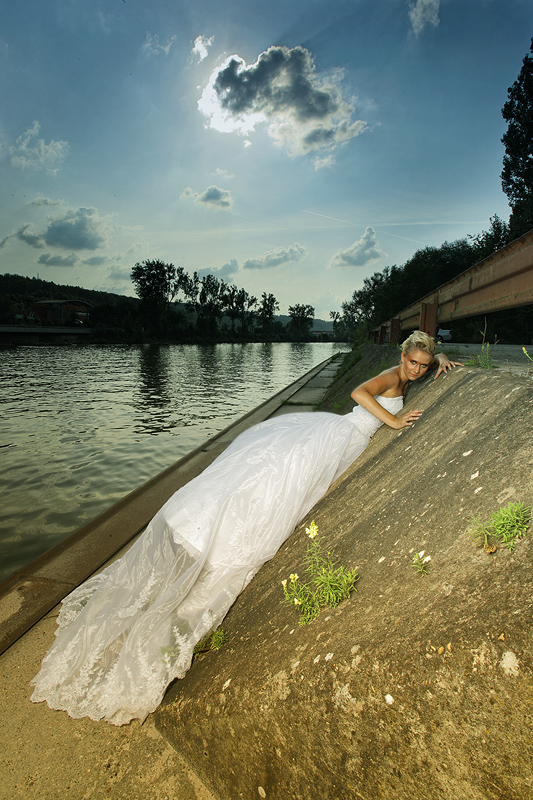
[434,353,464,379]
[393,409,424,429]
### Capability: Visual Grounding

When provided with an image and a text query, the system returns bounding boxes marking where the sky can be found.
[1,0,532,320]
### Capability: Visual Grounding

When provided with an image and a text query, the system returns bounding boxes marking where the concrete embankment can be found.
[155,362,533,800]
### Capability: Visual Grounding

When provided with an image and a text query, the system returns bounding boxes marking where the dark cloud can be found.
[183,185,233,210]
[243,243,307,270]
[328,227,385,268]
[17,224,45,248]
[1,206,108,254]
[201,45,366,167]
[83,255,108,266]
[38,252,79,267]
[214,47,338,122]
[44,207,107,250]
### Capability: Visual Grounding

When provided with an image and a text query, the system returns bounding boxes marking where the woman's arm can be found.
[350,371,423,430]
[432,352,464,379]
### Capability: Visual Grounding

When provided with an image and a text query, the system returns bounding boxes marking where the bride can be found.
[31,332,460,725]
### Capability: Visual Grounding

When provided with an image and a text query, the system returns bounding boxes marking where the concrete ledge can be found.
[0,357,337,655]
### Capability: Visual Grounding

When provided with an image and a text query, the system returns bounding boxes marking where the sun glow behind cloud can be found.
[198,45,366,167]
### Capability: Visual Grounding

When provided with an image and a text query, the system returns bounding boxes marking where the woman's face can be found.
[401,348,433,381]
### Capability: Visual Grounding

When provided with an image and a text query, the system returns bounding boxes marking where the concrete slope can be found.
[155,366,533,800]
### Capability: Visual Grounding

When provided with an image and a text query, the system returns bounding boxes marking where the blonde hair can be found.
[401,330,436,357]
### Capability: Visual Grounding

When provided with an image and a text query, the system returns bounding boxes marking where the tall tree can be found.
[501,37,533,239]
[131,259,177,337]
[287,303,315,340]
[257,292,279,340]
[197,274,226,339]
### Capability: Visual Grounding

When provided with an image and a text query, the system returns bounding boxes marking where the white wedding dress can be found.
[31,395,403,725]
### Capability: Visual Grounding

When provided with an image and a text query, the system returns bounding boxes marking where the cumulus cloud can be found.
[192,35,214,62]
[143,32,177,56]
[243,242,307,270]
[44,207,107,250]
[199,45,366,168]
[0,206,108,254]
[38,252,79,267]
[182,185,233,210]
[408,0,440,36]
[196,258,239,280]
[328,227,385,268]
[8,121,69,174]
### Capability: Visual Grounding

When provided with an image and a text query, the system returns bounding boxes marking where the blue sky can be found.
[1,0,532,318]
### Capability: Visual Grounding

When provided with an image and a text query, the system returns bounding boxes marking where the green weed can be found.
[411,550,431,575]
[465,342,498,369]
[281,521,359,625]
[468,501,531,552]
[193,628,228,655]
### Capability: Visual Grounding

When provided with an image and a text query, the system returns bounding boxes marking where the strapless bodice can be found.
[348,394,404,438]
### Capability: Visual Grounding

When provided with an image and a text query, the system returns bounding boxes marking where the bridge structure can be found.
[371,228,533,343]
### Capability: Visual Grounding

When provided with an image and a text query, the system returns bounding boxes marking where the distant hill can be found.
[0,273,137,308]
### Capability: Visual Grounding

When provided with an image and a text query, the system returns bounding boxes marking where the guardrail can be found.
[371,228,533,343]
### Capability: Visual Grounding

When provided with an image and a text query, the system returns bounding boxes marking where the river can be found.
[0,341,348,583]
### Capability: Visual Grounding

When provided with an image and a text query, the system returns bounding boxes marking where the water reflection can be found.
[135,344,174,435]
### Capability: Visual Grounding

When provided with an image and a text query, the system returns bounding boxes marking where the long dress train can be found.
[31,395,403,725]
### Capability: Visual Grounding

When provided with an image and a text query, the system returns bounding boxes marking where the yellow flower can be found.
[290,573,299,583]
[281,579,287,589]
[306,520,319,539]
[293,598,302,605]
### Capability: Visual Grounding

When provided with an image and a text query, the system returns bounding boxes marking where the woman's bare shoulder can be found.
[352,366,402,399]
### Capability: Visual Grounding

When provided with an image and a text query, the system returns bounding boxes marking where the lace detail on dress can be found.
[31,397,403,725]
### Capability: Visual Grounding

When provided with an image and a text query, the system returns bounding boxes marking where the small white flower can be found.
[290,573,299,583]
[294,598,302,606]
[281,579,287,589]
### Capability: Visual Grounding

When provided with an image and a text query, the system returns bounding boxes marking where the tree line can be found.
[130,259,317,342]
[0,270,320,344]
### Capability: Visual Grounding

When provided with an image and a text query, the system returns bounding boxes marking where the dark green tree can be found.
[257,292,279,340]
[468,215,510,262]
[235,288,257,338]
[222,284,241,334]
[501,38,533,239]
[197,274,226,339]
[131,259,178,337]
[287,303,315,340]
